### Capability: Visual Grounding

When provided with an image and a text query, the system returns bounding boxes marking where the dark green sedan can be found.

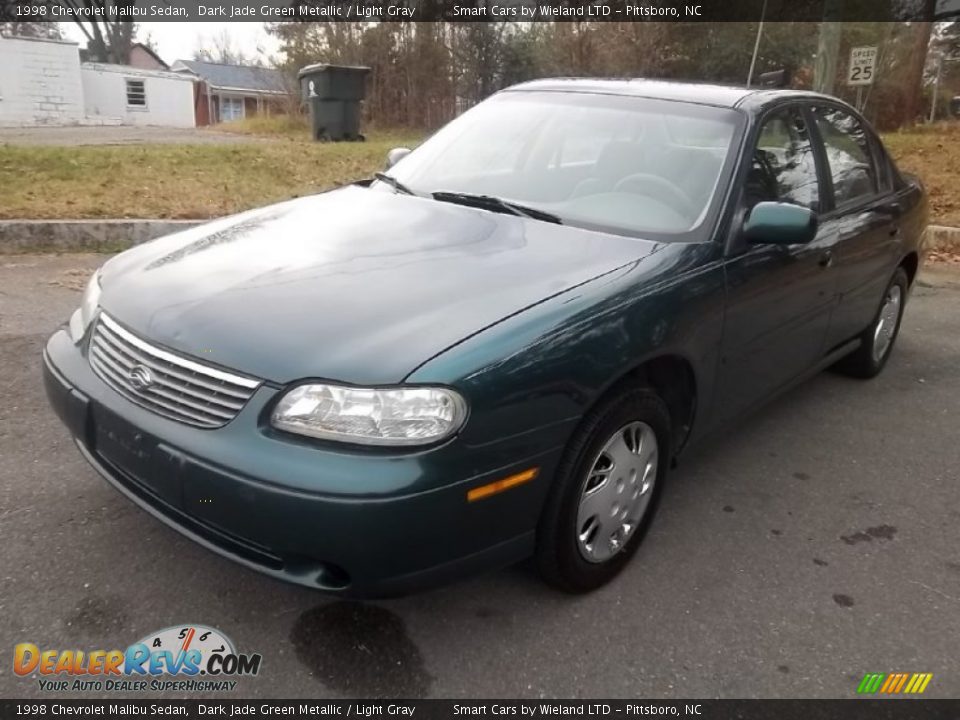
[43,79,927,597]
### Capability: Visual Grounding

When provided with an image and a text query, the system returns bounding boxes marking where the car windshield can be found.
[384,90,743,240]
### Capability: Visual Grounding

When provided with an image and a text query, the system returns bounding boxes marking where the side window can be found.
[812,106,878,207]
[746,107,819,211]
[870,134,896,193]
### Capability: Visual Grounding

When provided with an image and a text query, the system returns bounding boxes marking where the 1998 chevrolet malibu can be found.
[44,80,927,597]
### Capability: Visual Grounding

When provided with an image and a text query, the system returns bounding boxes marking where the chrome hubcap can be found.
[576,421,658,564]
[872,285,902,363]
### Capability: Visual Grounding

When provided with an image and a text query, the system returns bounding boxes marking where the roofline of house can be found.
[168,62,290,96]
[0,33,79,46]
[131,42,169,70]
[81,62,194,82]
[204,84,289,96]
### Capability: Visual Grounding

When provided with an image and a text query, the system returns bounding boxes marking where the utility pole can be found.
[746,0,768,87]
[814,0,843,96]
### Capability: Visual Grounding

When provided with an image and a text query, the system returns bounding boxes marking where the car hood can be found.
[100,186,661,385]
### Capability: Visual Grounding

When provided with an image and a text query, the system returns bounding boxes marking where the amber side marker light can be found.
[467,467,540,502]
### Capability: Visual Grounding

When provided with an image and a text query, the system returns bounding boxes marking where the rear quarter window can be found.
[811,106,879,208]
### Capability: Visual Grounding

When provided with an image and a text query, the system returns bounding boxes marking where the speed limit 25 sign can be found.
[848,46,878,86]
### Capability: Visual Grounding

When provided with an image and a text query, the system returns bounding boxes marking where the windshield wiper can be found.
[431,191,562,225]
[373,172,419,197]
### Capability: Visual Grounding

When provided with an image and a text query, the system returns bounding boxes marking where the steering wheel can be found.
[613,173,696,219]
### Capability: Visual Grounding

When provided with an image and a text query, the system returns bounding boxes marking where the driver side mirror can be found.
[743,201,817,245]
[385,147,411,170]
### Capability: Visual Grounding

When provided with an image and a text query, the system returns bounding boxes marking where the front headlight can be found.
[271,383,468,446]
[68,270,101,343]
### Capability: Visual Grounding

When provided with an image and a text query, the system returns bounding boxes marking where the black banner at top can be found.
[1,0,959,23]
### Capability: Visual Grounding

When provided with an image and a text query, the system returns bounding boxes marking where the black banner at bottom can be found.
[1,700,959,720]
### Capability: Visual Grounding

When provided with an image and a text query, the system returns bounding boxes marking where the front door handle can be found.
[819,250,834,268]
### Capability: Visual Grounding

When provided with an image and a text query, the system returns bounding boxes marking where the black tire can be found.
[834,267,909,379]
[536,387,671,593]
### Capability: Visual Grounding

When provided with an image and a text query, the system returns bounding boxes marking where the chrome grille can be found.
[89,313,261,428]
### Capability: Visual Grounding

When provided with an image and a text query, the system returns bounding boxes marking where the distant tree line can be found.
[1,11,956,129]
[267,20,958,130]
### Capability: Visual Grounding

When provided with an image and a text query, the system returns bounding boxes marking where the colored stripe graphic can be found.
[857,674,880,693]
[891,674,908,693]
[857,672,932,694]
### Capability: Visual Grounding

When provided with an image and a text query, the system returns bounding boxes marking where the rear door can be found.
[715,103,838,421]
[806,104,903,349]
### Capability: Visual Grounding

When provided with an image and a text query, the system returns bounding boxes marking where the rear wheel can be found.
[536,387,670,593]
[834,267,909,379]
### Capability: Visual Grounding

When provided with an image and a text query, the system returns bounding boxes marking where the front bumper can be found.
[43,328,565,597]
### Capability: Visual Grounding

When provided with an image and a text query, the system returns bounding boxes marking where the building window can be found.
[219,96,245,122]
[125,79,146,107]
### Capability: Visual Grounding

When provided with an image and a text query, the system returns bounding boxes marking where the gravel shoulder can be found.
[0,126,261,146]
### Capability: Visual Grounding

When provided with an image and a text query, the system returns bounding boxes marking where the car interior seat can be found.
[570,141,647,198]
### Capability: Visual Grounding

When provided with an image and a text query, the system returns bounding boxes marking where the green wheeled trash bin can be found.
[298,64,371,142]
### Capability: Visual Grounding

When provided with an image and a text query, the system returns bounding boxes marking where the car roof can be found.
[503,78,839,112]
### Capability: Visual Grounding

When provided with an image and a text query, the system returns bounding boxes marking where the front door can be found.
[714,104,838,422]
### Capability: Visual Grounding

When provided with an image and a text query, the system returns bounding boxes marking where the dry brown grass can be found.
[0,130,423,220]
[211,114,311,139]
[884,122,960,228]
[1,124,957,225]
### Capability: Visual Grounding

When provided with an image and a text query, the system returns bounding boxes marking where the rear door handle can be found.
[819,250,834,268]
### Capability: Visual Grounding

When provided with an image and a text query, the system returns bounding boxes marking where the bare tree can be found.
[57,2,137,64]
[0,21,62,39]
[194,28,264,66]
[902,7,937,123]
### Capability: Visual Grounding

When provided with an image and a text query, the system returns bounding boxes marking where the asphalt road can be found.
[1,254,959,700]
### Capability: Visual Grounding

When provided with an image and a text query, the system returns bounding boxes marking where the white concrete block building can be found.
[0,34,195,128]
[0,35,84,126]
[81,63,195,128]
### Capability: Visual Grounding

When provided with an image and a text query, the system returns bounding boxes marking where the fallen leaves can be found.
[927,249,960,265]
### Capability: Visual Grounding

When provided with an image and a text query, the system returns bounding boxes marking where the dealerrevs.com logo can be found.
[14,624,262,693]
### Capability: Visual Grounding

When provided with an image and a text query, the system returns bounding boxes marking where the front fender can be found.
[407,242,726,455]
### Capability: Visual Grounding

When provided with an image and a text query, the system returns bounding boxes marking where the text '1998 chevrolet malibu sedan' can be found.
[44,79,927,597]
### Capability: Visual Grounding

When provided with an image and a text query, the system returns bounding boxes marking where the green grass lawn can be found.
[1,121,957,226]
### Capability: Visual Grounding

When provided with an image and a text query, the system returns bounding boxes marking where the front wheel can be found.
[834,267,909,379]
[536,387,671,593]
